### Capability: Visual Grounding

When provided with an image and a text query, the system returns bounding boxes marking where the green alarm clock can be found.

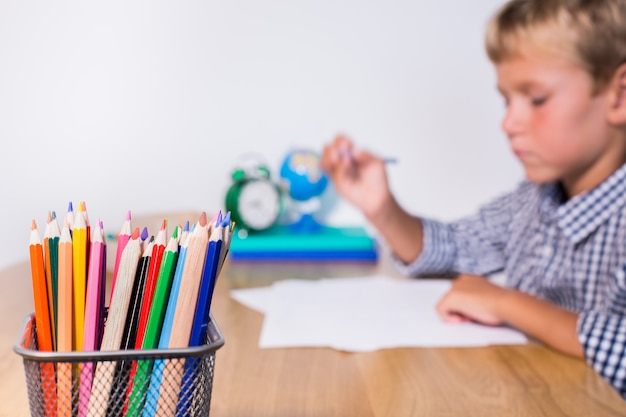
[225,159,283,232]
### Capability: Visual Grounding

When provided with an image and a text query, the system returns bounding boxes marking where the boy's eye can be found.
[531,96,548,106]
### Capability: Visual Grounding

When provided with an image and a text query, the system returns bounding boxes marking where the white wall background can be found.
[0,0,522,270]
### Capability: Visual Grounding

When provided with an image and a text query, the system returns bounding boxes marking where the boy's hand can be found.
[436,274,508,326]
[437,274,583,358]
[321,134,392,219]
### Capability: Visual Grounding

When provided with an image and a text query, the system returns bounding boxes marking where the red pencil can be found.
[133,219,167,349]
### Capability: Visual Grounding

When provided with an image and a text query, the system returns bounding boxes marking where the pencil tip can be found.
[127,210,132,221]
[47,211,52,222]
[68,201,73,212]
[198,212,207,227]
[184,220,190,232]
[172,226,180,239]
[51,211,57,220]
[210,211,219,225]
[31,219,37,230]
[131,227,141,239]
[222,211,231,227]
[160,219,167,230]
[141,227,149,241]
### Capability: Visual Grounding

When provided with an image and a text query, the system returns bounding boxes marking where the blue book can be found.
[229,225,378,261]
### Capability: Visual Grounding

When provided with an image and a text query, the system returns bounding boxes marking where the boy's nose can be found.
[501,106,523,138]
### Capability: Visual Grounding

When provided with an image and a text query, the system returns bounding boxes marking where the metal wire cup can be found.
[14,313,225,417]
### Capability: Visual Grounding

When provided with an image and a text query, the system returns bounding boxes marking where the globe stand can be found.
[287,196,324,233]
[289,212,323,234]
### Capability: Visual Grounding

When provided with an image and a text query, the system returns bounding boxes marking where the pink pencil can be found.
[79,220,105,417]
[110,210,131,304]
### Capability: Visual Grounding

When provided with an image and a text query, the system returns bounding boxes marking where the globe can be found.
[279,149,329,232]
[279,149,328,201]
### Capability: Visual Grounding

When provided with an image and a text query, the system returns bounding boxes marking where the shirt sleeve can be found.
[392,182,531,277]
[578,311,626,399]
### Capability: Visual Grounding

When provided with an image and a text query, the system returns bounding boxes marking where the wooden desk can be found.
[3,256,626,417]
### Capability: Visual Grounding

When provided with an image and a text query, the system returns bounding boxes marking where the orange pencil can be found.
[29,220,56,417]
[57,218,74,417]
[31,220,54,351]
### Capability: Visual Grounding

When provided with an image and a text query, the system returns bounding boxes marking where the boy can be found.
[321,0,626,398]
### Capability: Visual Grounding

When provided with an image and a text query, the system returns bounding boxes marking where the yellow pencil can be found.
[72,205,88,351]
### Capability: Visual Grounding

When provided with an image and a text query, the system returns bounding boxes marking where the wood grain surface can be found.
[3,250,626,417]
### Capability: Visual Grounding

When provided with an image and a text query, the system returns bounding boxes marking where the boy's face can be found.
[495,43,618,196]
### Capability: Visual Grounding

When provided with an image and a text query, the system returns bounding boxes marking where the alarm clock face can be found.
[238,180,281,231]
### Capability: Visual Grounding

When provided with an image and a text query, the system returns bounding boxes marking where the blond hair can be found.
[486,0,626,91]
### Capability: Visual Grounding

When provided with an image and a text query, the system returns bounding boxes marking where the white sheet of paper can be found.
[231,276,527,351]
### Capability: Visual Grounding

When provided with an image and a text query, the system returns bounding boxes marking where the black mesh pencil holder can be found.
[14,313,225,417]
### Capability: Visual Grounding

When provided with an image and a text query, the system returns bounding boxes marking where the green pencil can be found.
[126,227,180,417]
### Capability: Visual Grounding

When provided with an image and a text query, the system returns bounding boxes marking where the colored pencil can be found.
[29,220,56,417]
[97,219,107,351]
[122,222,166,412]
[79,220,106,417]
[81,202,92,269]
[158,222,191,347]
[122,237,154,351]
[178,213,224,416]
[43,211,60,351]
[134,220,167,350]
[111,210,132,304]
[72,207,88,351]
[66,202,75,234]
[87,228,142,417]
[107,237,154,417]
[143,226,181,349]
[57,218,74,417]
[178,220,190,253]
[82,220,106,351]
[170,214,210,347]
[189,212,223,347]
[143,223,192,417]
[126,227,180,417]
[217,211,232,275]
[155,213,209,417]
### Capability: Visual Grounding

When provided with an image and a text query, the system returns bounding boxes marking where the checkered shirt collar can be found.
[550,163,626,244]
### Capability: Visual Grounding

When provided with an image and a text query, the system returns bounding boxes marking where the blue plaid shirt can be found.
[395,163,626,399]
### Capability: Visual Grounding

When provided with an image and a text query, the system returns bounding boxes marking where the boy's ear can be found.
[608,62,626,125]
